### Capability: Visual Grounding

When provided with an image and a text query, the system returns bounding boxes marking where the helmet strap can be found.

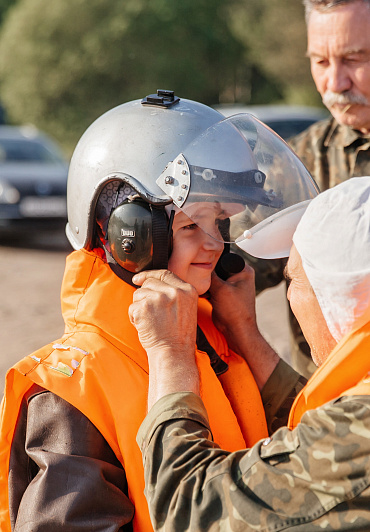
[151,205,171,269]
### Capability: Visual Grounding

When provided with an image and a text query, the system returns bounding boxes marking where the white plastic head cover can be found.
[293,177,370,343]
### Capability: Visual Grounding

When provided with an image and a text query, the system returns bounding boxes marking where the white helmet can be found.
[66,90,318,282]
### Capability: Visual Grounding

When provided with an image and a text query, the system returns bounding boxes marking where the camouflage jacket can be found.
[288,117,370,192]
[138,391,370,531]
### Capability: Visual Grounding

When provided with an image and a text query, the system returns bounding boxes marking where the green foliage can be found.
[0,0,13,23]
[228,0,319,104]
[0,0,245,151]
[0,0,323,152]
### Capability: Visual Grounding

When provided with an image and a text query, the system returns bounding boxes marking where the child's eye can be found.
[182,223,198,231]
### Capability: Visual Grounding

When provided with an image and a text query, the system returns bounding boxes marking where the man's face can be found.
[285,245,337,367]
[307,1,370,133]
[168,205,224,296]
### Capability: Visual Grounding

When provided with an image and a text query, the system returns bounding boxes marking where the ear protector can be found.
[107,197,172,273]
[105,193,244,282]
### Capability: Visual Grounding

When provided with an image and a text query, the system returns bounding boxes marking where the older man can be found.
[134,177,370,531]
[286,0,370,376]
[291,0,370,188]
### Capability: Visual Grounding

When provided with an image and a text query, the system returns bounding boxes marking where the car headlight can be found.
[0,181,20,204]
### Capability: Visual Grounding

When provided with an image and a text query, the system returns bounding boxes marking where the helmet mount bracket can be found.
[141,89,180,108]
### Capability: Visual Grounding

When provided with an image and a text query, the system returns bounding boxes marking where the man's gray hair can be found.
[303,0,370,23]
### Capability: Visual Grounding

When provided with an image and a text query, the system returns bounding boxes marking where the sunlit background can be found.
[0,0,325,392]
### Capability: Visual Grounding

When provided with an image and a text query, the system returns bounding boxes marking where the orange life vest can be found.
[288,320,370,429]
[0,249,268,532]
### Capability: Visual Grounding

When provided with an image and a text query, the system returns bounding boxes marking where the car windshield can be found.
[0,138,65,164]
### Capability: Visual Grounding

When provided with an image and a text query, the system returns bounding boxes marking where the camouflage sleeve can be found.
[261,358,307,433]
[137,392,370,531]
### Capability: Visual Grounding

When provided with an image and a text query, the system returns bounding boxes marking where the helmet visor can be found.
[157,114,319,256]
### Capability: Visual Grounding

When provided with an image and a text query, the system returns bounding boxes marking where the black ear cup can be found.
[107,199,170,274]
[107,200,154,273]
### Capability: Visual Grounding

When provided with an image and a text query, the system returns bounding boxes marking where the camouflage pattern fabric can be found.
[138,392,370,531]
[260,359,307,434]
[289,117,370,192]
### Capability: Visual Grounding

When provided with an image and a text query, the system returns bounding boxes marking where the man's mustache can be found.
[323,90,369,108]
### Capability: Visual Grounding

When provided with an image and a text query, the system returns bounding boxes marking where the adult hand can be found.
[129,270,200,408]
[209,266,280,390]
[129,270,198,353]
[209,265,258,351]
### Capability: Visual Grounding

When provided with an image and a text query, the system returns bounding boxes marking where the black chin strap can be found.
[151,205,171,269]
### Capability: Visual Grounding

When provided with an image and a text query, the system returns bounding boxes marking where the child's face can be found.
[168,204,224,295]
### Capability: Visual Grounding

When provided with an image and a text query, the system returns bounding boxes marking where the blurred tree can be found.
[0,0,13,23]
[0,0,323,152]
[0,0,248,151]
[0,0,15,122]
[228,0,322,106]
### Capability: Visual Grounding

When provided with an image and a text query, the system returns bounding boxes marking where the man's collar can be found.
[324,119,370,148]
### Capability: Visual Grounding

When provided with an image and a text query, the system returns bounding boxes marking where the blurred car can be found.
[214,104,329,141]
[0,125,69,234]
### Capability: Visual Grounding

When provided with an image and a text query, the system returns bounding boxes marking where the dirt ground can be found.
[0,229,291,395]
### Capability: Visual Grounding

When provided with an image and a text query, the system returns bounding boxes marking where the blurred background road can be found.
[0,230,70,393]
[0,228,291,395]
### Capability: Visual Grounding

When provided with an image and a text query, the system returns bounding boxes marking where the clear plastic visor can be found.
[156,114,319,256]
